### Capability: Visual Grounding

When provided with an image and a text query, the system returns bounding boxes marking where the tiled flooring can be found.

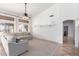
[0,37,79,56]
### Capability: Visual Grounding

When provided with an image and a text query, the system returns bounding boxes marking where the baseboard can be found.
[33,35,62,45]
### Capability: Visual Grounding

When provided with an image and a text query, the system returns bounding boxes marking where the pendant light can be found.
[22,3,29,20]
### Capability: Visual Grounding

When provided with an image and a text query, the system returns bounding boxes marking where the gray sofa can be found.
[0,32,32,56]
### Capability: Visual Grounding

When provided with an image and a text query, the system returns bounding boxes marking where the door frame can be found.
[62,20,75,45]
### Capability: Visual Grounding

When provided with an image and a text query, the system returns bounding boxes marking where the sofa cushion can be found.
[2,32,32,43]
[5,35,16,43]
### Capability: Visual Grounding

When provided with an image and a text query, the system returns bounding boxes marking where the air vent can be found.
[49,15,54,17]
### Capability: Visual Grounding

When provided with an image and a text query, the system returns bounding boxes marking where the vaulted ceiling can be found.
[0,3,54,17]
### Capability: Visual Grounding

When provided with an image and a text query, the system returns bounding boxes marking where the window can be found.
[0,23,14,33]
[18,24,28,32]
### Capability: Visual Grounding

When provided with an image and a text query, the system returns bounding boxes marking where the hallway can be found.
[63,37,75,47]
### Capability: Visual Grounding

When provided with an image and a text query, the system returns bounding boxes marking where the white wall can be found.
[58,3,79,47]
[32,3,76,44]
[32,3,79,47]
[32,4,62,43]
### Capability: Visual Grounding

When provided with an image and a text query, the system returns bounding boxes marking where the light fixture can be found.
[22,3,30,20]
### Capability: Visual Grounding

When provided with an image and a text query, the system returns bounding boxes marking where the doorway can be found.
[64,26,68,37]
[63,20,75,47]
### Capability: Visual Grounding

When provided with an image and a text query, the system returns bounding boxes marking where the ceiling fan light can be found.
[21,3,30,20]
[22,16,29,20]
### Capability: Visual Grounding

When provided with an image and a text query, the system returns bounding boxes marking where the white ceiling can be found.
[0,3,54,17]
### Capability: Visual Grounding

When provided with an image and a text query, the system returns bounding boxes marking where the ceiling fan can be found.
[21,3,30,20]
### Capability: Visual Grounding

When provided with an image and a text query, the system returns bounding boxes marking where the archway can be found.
[63,20,75,47]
